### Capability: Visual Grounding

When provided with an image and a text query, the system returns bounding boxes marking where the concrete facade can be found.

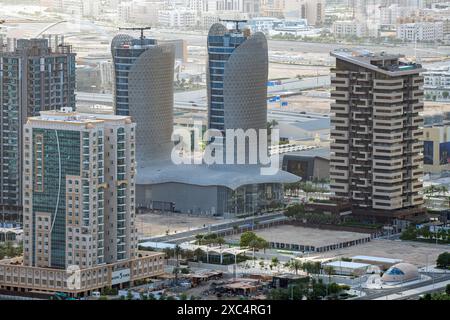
[330,50,424,215]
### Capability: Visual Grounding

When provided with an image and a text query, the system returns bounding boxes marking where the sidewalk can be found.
[374,279,450,300]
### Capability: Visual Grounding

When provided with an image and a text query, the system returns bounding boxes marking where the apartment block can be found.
[22,109,137,269]
[397,22,444,42]
[0,110,164,297]
[330,49,425,221]
[332,21,367,38]
[0,37,76,220]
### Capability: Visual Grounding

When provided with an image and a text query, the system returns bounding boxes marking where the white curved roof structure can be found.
[381,263,419,283]
[136,161,300,190]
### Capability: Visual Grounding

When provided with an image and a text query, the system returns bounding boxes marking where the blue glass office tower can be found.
[0,37,76,220]
[111,37,156,116]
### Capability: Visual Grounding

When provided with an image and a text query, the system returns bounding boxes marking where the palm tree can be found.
[323,265,335,284]
[193,248,203,262]
[249,239,260,266]
[215,237,226,248]
[271,257,280,272]
[174,245,181,262]
[289,259,302,275]
[260,239,269,254]
[267,119,279,144]
[195,234,205,245]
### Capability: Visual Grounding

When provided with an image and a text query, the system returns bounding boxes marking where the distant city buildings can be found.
[118,0,164,25]
[330,49,425,222]
[397,21,444,41]
[158,8,197,28]
[332,21,367,38]
[298,0,325,26]
[0,37,76,220]
[424,66,450,101]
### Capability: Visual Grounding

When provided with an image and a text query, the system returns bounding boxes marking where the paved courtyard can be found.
[136,212,232,238]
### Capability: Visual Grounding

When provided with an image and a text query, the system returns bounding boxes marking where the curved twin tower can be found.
[111,34,174,166]
[110,24,299,216]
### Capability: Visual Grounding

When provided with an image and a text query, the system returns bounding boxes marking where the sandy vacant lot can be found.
[269,63,329,79]
[226,225,368,248]
[136,212,232,238]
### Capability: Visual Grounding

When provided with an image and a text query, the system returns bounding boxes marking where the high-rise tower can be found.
[23,110,137,269]
[330,49,425,221]
[206,22,268,134]
[0,37,76,220]
[111,34,175,166]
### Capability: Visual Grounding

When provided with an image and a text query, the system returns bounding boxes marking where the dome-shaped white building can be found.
[381,263,419,283]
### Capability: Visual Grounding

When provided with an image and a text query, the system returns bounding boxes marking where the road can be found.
[355,273,450,300]
[140,212,287,244]
[76,75,331,109]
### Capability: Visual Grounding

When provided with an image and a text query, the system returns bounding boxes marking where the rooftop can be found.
[28,109,131,125]
[351,255,403,264]
[281,147,330,161]
[322,261,371,269]
[331,48,426,76]
[136,161,300,190]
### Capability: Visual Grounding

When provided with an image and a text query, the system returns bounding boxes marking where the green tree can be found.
[436,252,450,269]
[240,231,258,247]
[126,290,133,300]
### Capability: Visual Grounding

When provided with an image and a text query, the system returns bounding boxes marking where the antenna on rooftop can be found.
[118,26,151,44]
[219,19,248,32]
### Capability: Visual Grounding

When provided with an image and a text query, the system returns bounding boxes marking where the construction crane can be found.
[118,26,151,42]
[219,19,247,32]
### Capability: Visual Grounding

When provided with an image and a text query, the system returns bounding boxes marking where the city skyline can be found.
[0,0,449,305]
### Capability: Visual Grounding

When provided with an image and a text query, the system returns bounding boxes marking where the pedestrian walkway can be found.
[374,279,450,300]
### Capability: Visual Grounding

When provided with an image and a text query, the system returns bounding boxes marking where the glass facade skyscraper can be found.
[111,34,175,166]
[111,37,156,116]
[0,38,76,220]
[207,27,247,132]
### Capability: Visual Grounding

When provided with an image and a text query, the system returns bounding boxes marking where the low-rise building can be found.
[158,9,197,28]
[321,261,371,276]
[423,123,450,173]
[351,255,403,270]
[424,67,450,101]
[397,22,444,42]
[332,21,367,38]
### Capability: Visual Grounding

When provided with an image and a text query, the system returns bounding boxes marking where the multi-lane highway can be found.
[76,75,331,109]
